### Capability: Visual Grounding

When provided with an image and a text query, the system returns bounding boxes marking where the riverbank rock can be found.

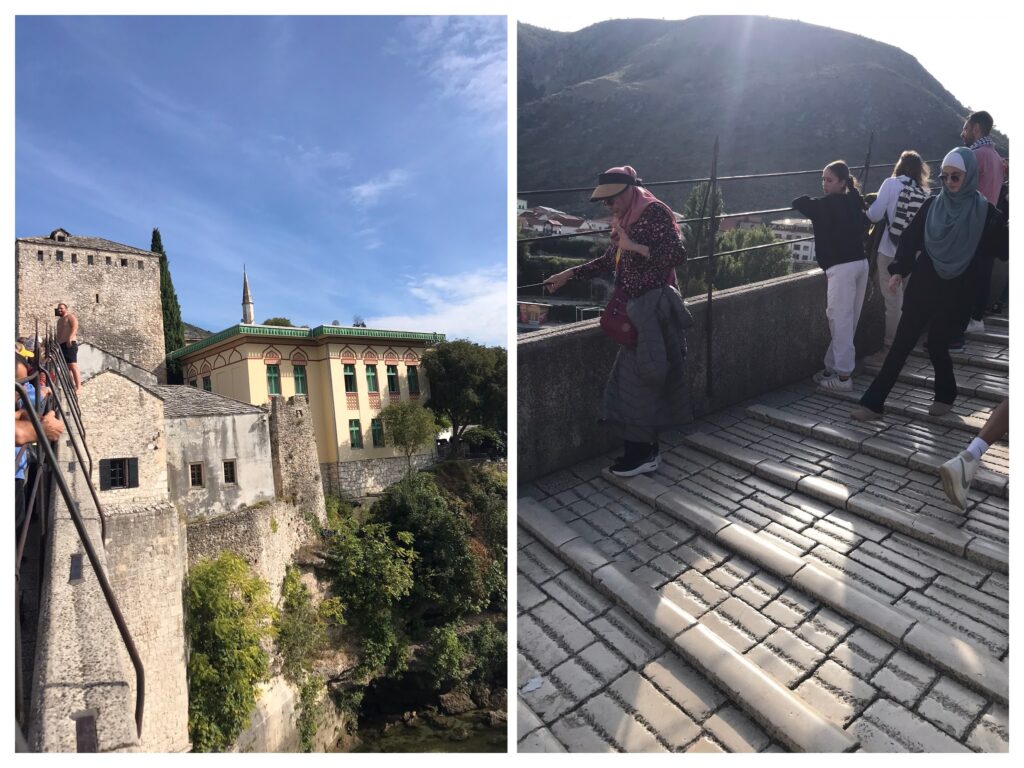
[439,688,475,715]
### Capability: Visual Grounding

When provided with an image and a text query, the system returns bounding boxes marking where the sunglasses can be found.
[940,173,963,183]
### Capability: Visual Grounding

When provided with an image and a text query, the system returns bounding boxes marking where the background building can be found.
[168,275,446,495]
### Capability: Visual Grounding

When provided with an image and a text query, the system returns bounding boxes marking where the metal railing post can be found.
[705,137,720,399]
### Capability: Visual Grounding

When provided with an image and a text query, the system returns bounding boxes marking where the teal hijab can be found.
[924,147,989,279]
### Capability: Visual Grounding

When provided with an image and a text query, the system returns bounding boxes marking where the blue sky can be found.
[16,15,508,346]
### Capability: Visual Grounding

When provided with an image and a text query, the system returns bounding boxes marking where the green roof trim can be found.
[168,323,446,360]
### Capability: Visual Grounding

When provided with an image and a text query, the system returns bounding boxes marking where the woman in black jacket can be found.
[852,147,1008,420]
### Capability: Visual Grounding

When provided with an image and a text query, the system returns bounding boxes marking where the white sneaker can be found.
[812,369,835,384]
[818,375,853,392]
[939,450,978,510]
[966,319,985,334]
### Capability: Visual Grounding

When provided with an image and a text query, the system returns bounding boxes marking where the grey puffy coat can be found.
[600,285,693,442]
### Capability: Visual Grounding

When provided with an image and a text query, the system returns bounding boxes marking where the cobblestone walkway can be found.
[518,316,1009,753]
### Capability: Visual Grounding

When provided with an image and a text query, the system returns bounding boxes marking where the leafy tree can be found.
[276,567,327,684]
[152,228,186,384]
[262,316,294,327]
[465,620,506,687]
[186,552,276,752]
[372,472,486,621]
[424,622,467,689]
[379,401,441,475]
[421,341,507,456]
[352,315,367,328]
[712,225,791,290]
[324,514,417,678]
[681,182,726,267]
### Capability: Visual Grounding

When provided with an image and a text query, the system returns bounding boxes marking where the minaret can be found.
[241,267,255,324]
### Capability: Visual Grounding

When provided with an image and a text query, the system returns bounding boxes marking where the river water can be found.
[346,710,506,753]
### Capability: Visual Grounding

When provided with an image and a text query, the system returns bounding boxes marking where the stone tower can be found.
[268,395,327,524]
[242,267,255,324]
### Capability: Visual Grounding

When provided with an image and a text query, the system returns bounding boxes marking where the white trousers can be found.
[824,259,869,377]
[875,253,904,347]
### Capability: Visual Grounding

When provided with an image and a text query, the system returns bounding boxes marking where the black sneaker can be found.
[610,454,659,479]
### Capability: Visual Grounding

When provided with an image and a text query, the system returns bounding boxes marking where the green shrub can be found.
[297,677,325,752]
[466,621,506,687]
[276,567,327,684]
[425,623,467,689]
[372,473,486,621]
[325,513,416,678]
[186,552,276,752]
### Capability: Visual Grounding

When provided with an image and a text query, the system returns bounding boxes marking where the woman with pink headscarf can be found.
[545,165,689,477]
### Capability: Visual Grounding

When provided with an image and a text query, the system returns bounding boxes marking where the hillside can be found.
[518,16,1009,215]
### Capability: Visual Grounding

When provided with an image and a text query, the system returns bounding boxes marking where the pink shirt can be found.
[973,143,1005,205]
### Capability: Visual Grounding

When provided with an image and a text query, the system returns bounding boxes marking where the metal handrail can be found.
[14,382,145,740]
[517,156,945,197]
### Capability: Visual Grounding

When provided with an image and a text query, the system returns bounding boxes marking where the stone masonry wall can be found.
[15,238,166,381]
[321,453,434,497]
[103,503,190,751]
[71,370,167,507]
[186,500,316,605]
[268,395,326,525]
[518,269,884,481]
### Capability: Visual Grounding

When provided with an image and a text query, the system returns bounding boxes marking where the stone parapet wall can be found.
[518,270,883,481]
[186,500,317,605]
[15,240,166,381]
[320,453,434,497]
[28,485,141,752]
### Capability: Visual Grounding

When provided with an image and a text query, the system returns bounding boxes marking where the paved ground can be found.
[517,316,1009,753]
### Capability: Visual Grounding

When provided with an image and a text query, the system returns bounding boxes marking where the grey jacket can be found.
[600,285,692,441]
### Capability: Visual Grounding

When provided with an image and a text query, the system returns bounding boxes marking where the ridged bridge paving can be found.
[517,313,1009,753]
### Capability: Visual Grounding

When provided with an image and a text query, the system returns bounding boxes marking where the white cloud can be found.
[350,168,411,207]
[398,17,507,117]
[367,266,508,347]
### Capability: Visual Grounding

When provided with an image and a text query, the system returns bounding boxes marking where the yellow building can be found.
[167,271,445,495]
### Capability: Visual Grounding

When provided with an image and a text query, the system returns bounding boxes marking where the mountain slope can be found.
[518,16,1008,214]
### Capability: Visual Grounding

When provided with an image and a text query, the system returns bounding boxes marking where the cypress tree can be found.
[152,228,186,384]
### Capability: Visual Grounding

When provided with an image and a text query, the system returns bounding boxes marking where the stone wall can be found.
[269,395,326,524]
[186,500,317,605]
[77,342,158,388]
[321,453,434,497]
[231,677,349,753]
[15,237,167,381]
[71,370,167,508]
[103,503,190,751]
[518,270,884,481]
[165,411,276,519]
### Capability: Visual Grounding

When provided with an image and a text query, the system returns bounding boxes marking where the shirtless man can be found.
[55,302,81,392]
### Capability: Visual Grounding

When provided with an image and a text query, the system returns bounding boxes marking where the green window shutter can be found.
[99,458,111,490]
[366,364,378,393]
[371,418,384,447]
[349,419,363,448]
[344,364,357,393]
[294,365,307,395]
[267,364,280,395]
[387,365,399,393]
[127,458,139,488]
[407,365,420,394]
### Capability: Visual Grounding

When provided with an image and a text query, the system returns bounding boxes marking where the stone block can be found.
[593,564,697,643]
[848,698,970,752]
[548,713,614,753]
[609,671,701,751]
[916,676,987,740]
[870,650,938,707]
[580,694,668,752]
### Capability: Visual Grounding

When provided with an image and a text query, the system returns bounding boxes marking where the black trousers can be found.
[968,249,997,322]
[860,293,960,412]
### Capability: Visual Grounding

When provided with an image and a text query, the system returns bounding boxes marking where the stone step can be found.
[745,403,1009,499]
[862,365,1007,404]
[965,329,1008,344]
[589,473,1008,710]
[984,315,1008,329]
[679,429,1007,573]
[812,379,993,436]
[907,346,1007,373]
[518,498,860,753]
